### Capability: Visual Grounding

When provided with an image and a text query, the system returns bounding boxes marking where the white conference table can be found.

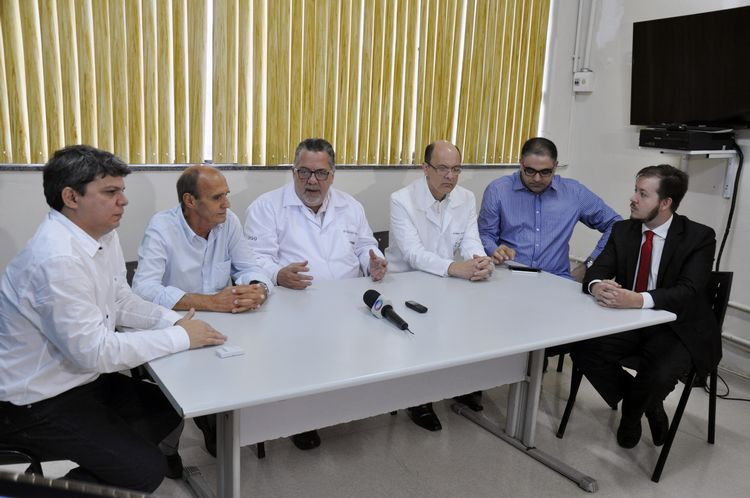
[147,269,674,497]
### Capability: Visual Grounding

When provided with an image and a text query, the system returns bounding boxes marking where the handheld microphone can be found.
[363,290,413,334]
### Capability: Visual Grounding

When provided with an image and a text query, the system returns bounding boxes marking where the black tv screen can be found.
[630,6,750,128]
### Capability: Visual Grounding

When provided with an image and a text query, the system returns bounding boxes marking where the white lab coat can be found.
[244,182,382,283]
[386,176,486,276]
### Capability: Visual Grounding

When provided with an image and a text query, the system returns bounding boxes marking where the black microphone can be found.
[363,289,413,334]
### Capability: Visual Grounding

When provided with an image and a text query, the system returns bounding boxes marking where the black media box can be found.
[639,127,735,151]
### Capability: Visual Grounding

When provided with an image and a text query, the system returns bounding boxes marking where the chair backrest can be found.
[707,271,733,328]
[373,231,389,253]
[125,261,138,286]
[618,271,733,373]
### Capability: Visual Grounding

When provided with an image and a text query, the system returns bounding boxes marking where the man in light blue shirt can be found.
[478,137,621,281]
[132,166,273,312]
[132,165,273,457]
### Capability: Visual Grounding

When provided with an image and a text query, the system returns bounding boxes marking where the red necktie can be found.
[634,230,654,292]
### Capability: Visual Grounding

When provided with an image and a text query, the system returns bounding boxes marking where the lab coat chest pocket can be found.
[451,231,464,252]
[449,215,465,252]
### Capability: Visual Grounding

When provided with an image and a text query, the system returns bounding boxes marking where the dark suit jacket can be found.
[583,214,720,374]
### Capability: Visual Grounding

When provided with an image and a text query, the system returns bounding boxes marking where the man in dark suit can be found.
[573,164,719,449]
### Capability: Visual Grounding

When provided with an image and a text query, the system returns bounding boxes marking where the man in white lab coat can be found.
[244,137,387,449]
[386,140,493,431]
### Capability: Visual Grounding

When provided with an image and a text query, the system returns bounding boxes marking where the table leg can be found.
[521,349,545,446]
[453,350,598,493]
[217,410,240,498]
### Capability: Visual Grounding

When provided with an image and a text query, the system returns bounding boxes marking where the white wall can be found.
[543,0,750,376]
[0,167,507,269]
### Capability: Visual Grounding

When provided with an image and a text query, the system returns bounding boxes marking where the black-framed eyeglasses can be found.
[295,167,331,181]
[426,162,462,175]
[521,166,554,178]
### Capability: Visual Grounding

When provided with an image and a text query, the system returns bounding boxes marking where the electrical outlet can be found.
[573,71,595,93]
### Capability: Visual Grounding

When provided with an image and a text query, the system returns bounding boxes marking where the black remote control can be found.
[405,300,428,313]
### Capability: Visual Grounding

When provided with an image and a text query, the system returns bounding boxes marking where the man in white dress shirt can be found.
[132,165,273,457]
[0,145,226,492]
[244,137,387,449]
[386,140,493,431]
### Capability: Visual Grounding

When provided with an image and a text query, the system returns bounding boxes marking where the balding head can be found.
[177,165,224,208]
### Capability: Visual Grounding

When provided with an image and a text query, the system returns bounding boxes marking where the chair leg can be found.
[556,353,565,372]
[652,370,696,483]
[708,368,717,444]
[556,367,583,439]
[26,459,43,476]
[255,442,266,459]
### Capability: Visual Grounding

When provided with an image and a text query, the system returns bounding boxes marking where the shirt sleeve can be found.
[458,197,487,261]
[225,213,274,292]
[244,199,284,285]
[577,184,622,260]
[32,255,188,374]
[390,194,452,277]
[477,182,501,256]
[131,218,187,309]
[640,292,654,309]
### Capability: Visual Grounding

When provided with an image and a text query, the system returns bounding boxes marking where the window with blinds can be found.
[0,0,549,166]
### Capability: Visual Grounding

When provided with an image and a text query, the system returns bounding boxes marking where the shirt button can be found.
[536,228,540,231]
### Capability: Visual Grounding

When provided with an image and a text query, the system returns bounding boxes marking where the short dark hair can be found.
[177,166,202,208]
[43,145,131,211]
[636,164,689,212]
[424,141,462,164]
[520,137,558,161]
[294,138,335,170]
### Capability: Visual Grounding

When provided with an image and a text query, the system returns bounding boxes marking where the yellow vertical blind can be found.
[0,0,207,164]
[221,0,550,165]
[1,0,549,165]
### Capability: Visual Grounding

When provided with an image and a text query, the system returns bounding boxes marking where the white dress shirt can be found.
[132,206,273,309]
[386,176,486,276]
[635,216,673,309]
[244,182,382,283]
[0,210,188,405]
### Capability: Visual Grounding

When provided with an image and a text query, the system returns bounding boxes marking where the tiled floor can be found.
[5,363,750,497]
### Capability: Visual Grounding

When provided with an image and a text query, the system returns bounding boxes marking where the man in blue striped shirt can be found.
[478,137,621,281]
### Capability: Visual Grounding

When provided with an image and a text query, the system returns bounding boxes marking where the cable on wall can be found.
[715,141,743,271]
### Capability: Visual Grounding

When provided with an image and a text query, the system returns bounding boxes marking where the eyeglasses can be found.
[521,166,554,178]
[426,162,462,176]
[295,167,331,181]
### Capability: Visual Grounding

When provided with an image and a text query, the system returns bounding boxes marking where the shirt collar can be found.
[175,205,224,242]
[49,209,106,257]
[643,215,673,239]
[511,170,560,193]
[416,175,452,210]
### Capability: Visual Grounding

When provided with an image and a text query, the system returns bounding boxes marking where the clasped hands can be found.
[214,283,268,313]
[449,254,494,281]
[590,279,643,309]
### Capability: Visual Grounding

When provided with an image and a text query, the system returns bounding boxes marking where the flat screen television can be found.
[630,6,750,128]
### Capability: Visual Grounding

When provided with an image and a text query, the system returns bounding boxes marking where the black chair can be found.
[556,271,733,482]
[373,230,389,253]
[0,445,43,476]
[543,344,570,373]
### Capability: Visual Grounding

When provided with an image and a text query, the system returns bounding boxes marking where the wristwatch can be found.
[250,280,269,294]
[584,257,595,268]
